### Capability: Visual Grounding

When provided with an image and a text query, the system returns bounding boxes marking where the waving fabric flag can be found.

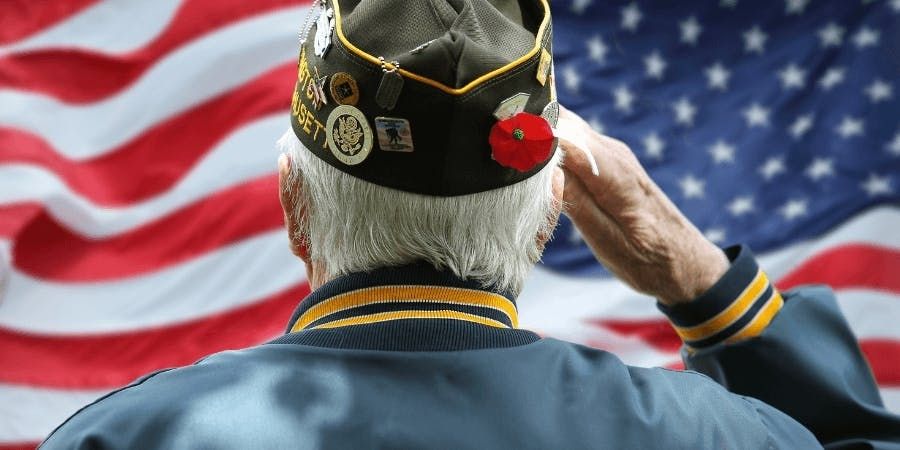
[0,0,897,447]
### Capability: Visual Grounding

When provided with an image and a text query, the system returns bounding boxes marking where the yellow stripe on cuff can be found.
[724,290,785,344]
[310,310,511,330]
[674,269,769,342]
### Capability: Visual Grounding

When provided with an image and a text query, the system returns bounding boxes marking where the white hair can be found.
[277,130,561,293]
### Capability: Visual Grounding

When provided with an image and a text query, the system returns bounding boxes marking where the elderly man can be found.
[42,0,900,448]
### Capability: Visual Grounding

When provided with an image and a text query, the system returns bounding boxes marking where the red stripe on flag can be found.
[0,282,310,389]
[861,340,900,387]
[0,203,42,238]
[0,62,293,206]
[587,318,683,353]
[0,442,38,450]
[12,174,282,281]
[0,0,305,102]
[776,244,900,294]
[0,0,97,45]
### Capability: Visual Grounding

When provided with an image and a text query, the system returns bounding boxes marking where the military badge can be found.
[329,72,360,106]
[326,105,373,165]
[375,117,414,152]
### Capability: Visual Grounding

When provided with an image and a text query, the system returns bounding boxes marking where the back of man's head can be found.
[282,0,559,292]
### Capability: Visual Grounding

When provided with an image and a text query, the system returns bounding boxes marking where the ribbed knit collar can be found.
[271,262,540,351]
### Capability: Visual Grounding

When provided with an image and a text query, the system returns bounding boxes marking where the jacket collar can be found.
[271,262,539,351]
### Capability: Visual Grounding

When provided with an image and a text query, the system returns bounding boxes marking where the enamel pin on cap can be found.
[375,117,414,152]
[326,105,373,166]
[329,72,360,106]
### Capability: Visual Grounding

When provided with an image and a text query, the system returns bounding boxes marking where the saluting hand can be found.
[555,106,728,305]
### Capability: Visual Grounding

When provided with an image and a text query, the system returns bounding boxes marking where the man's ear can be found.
[278,153,311,262]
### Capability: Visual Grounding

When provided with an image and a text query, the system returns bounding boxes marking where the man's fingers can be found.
[562,167,627,253]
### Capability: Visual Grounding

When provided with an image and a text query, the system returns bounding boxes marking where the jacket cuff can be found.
[657,245,784,350]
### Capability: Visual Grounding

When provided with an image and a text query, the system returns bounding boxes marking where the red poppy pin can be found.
[489,112,554,172]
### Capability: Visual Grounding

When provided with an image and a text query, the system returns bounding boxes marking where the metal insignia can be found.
[313,7,334,58]
[306,67,329,110]
[493,93,530,120]
[541,101,559,128]
[536,48,552,86]
[329,72,360,106]
[375,117,414,152]
[326,105,373,165]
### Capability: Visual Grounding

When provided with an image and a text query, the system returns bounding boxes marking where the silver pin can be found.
[313,7,335,57]
[376,57,404,111]
[493,93,530,120]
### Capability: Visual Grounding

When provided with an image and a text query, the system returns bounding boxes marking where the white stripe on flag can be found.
[0,7,305,159]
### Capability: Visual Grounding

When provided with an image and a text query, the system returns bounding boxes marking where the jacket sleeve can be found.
[658,245,900,449]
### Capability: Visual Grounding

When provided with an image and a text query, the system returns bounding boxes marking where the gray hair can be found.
[277,130,561,293]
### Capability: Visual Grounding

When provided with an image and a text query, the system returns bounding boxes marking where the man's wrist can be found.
[657,245,784,351]
[657,235,730,306]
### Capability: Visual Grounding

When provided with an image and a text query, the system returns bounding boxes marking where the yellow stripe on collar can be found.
[311,310,511,330]
[290,285,519,332]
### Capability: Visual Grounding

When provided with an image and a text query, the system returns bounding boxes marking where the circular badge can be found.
[326,105,373,165]
[329,72,360,106]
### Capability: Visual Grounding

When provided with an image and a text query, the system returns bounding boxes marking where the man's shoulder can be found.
[39,344,328,449]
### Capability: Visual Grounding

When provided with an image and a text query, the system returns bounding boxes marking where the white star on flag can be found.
[785,0,810,14]
[721,0,739,8]
[704,228,727,244]
[709,140,736,164]
[789,114,815,139]
[759,156,786,180]
[819,67,845,90]
[853,27,880,48]
[743,102,770,127]
[836,116,865,138]
[571,0,592,14]
[621,3,642,32]
[780,199,808,221]
[562,65,581,92]
[644,51,667,80]
[862,174,893,196]
[680,16,702,45]
[643,132,666,160]
[743,25,768,54]
[587,36,608,63]
[728,196,755,216]
[672,97,697,126]
[806,158,835,180]
[778,63,807,90]
[819,23,845,47]
[613,85,635,114]
[865,79,893,103]
[679,174,706,198]
[888,133,900,156]
[705,62,731,91]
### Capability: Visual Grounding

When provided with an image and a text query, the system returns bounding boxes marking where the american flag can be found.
[0,0,897,448]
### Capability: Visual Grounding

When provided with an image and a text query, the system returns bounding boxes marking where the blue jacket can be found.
[41,246,900,449]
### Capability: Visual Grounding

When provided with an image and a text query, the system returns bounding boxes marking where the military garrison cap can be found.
[290,0,557,196]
